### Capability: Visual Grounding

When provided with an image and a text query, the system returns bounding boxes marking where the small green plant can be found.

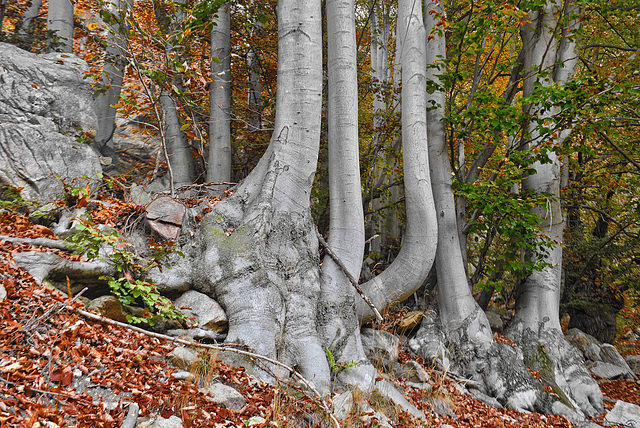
[0,184,38,212]
[66,217,187,326]
[325,347,358,375]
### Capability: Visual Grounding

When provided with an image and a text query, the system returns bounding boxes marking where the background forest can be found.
[1,0,640,426]
[3,0,638,341]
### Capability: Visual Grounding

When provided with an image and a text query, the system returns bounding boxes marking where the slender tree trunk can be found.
[357,0,438,324]
[316,0,380,389]
[426,2,481,334]
[155,0,194,187]
[505,0,603,417]
[247,47,261,132]
[407,1,561,414]
[207,3,231,183]
[92,0,132,157]
[15,0,42,32]
[47,0,74,52]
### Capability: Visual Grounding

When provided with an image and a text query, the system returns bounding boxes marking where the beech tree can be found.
[504,0,603,416]
[47,0,73,52]
[92,0,132,156]
[208,2,232,183]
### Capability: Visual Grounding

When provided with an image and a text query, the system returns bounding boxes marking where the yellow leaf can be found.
[88,22,99,30]
[110,103,122,109]
[180,124,190,131]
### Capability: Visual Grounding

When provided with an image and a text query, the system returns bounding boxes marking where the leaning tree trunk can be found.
[92,0,132,157]
[155,0,195,187]
[47,0,74,52]
[317,0,385,390]
[192,0,331,392]
[15,0,42,32]
[356,0,437,324]
[408,0,559,413]
[207,2,232,183]
[504,0,603,417]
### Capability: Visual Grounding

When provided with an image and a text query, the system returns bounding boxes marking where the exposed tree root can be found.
[506,325,604,417]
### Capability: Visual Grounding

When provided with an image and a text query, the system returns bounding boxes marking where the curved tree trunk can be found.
[357,0,437,324]
[504,0,603,417]
[154,0,195,188]
[207,3,232,183]
[407,0,560,414]
[192,0,330,391]
[15,0,42,32]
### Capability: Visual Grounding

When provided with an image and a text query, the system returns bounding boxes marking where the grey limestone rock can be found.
[167,346,200,371]
[589,361,629,380]
[173,290,228,333]
[604,400,640,426]
[199,382,247,411]
[565,328,601,353]
[0,43,102,203]
[626,355,640,375]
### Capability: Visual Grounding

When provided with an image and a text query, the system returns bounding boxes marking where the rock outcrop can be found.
[0,42,102,203]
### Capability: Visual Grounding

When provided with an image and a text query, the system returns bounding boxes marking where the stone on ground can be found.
[604,400,640,426]
[199,382,247,411]
[173,290,228,333]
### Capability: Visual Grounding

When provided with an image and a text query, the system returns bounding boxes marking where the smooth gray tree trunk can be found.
[505,0,603,417]
[192,0,329,391]
[208,3,232,183]
[318,0,380,389]
[357,0,437,324]
[247,47,261,132]
[15,0,42,32]
[155,0,195,187]
[92,0,132,156]
[47,0,74,52]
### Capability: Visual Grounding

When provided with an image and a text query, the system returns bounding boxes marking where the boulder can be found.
[137,415,184,428]
[173,290,228,333]
[599,344,635,378]
[146,196,186,241]
[605,400,640,426]
[625,355,640,376]
[484,306,504,333]
[395,360,429,384]
[167,346,200,371]
[589,361,629,380]
[583,343,601,362]
[565,328,601,353]
[87,295,126,323]
[199,382,247,411]
[0,43,102,203]
[360,328,400,371]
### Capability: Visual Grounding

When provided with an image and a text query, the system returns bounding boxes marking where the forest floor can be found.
[1,193,639,427]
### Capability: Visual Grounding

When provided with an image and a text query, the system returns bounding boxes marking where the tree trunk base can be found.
[506,325,604,417]
[409,307,555,413]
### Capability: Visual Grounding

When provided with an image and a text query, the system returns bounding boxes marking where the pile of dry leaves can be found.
[0,208,637,427]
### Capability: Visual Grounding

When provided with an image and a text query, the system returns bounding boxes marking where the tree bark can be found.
[47,0,74,52]
[192,0,329,391]
[357,0,437,324]
[504,0,603,417]
[154,0,195,187]
[15,0,42,32]
[247,47,261,132]
[208,3,232,183]
[92,0,132,156]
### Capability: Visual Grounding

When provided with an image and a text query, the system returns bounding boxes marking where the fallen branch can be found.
[0,234,71,251]
[315,228,384,322]
[68,301,341,428]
